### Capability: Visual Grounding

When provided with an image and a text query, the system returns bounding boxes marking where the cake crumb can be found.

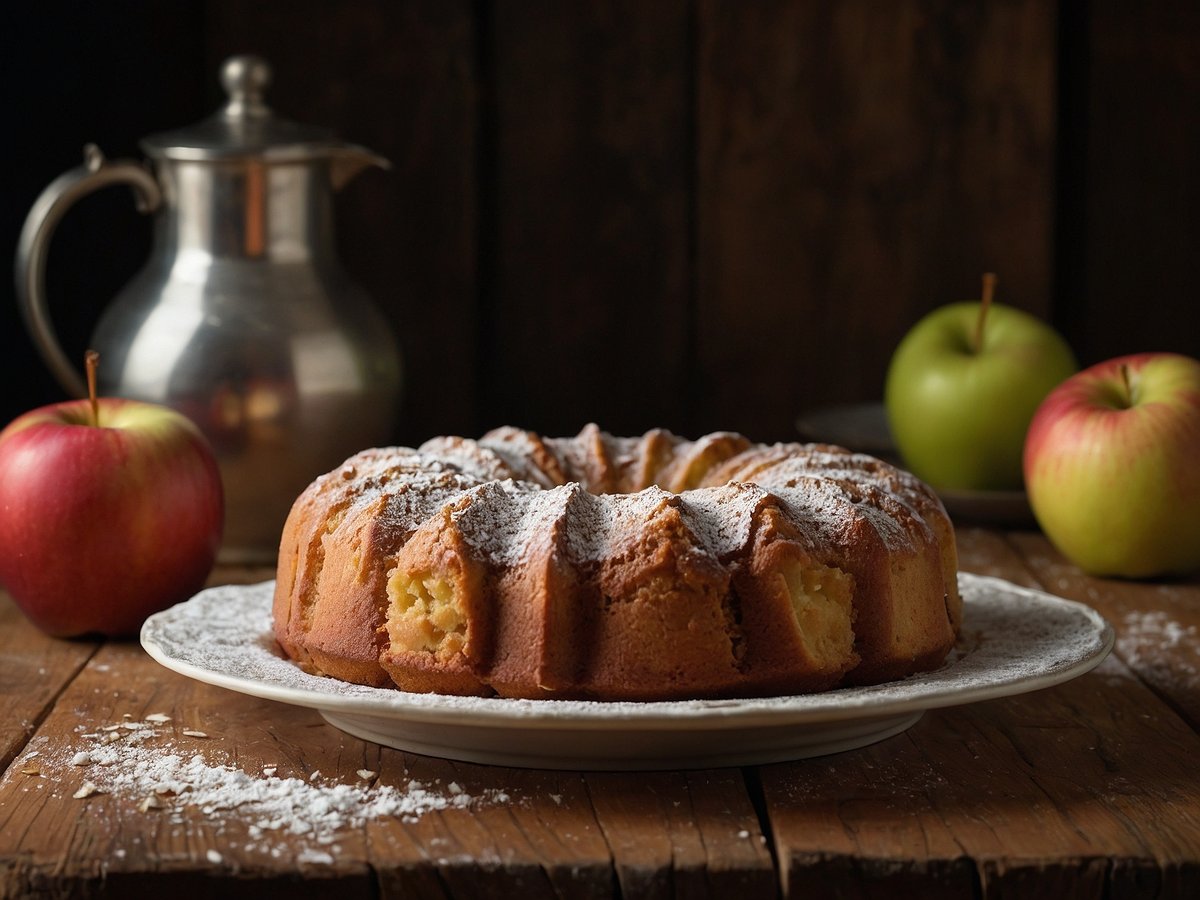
[70,752,92,766]
[357,769,376,780]
[262,766,277,777]
[206,849,223,864]
[74,781,101,799]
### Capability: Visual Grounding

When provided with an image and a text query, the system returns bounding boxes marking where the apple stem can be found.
[85,350,100,427]
[971,273,998,354]
[1119,363,1133,408]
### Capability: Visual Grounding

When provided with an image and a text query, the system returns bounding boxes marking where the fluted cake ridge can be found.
[273,424,961,701]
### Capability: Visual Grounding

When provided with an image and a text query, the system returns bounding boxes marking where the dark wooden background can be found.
[3,1,1198,446]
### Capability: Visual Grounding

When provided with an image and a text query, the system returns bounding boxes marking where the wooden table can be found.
[2,527,1198,898]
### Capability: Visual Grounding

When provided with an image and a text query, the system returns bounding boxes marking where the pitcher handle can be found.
[14,144,162,398]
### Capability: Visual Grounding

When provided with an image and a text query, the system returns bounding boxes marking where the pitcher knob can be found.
[221,55,272,118]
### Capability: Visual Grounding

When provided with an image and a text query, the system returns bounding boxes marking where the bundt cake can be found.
[272,425,961,701]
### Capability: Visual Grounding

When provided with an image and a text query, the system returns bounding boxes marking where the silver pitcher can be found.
[15,55,403,563]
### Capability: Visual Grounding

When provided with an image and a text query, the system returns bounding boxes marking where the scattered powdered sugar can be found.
[1117,610,1199,689]
[14,714,511,858]
[1120,610,1196,650]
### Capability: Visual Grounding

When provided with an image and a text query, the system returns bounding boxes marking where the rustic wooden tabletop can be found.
[2,527,1198,898]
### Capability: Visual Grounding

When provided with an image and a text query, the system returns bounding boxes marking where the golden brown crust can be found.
[273,448,401,684]
[656,432,753,492]
[379,502,493,696]
[273,425,960,700]
[731,503,860,695]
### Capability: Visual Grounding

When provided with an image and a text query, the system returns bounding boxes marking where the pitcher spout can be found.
[331,144,391,190]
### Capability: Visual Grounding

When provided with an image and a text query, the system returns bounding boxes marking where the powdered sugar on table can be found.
[12,715,511,860]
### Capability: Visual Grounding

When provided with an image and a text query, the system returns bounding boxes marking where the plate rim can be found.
[140,573,1114,733]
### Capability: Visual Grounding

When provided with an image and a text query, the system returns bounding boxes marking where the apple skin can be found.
[885,301,1078,490]
[1023,352,1200,578]
[0,398,224,637]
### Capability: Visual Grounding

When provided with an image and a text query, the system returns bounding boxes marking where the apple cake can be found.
[272,425,961,701]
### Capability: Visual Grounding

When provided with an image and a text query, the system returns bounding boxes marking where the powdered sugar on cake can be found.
[329,432,938,571]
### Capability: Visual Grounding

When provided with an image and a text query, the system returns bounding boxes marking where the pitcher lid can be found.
[140,55,347,162]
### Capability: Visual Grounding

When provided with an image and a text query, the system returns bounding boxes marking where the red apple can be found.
[0,367,223,636]
[1023,352,1200,578]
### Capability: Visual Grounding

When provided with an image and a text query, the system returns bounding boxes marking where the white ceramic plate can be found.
[141,574,1112,770]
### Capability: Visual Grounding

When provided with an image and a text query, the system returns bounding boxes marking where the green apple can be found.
[1024,352,1200,578]
[884,275,1077,491]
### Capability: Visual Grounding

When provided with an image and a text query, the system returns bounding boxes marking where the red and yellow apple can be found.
[885,275,1077,491]
[1023,352,1200,578]
[0,368,223,636]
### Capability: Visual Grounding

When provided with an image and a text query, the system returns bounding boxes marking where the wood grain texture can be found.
[763,526,1200,899]
[482,0,693,439]
[369,757,614,899]
[0,596,98,776]
[696,0,1057,440]
[0,639,374,896]
[3,550,1200,896]
[585,770,776,898]
[1009,531,1200,733]
[6,1,1200,447]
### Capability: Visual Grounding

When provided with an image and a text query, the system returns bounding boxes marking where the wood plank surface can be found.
[1,635,373,895]
[368,756,613,899]
[0,567,769,897]
[7,2,1200,448]
[0,627,778,897]
[4,534,1200,897]
[1009,531,1200,733]
[761,527,1200,899]
[585,770,775,898]
[0,599,97,777]
[695,0,1057,440]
